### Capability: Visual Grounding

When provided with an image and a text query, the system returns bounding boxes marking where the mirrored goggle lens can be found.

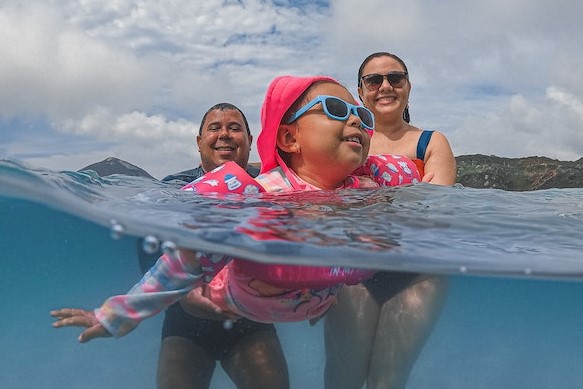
[355,107,374,129]
[324,97,349,118]
[323,98,373,129]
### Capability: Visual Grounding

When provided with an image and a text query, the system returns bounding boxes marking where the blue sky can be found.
[1,0,582,179]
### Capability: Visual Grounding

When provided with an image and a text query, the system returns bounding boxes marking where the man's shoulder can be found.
[162,167,205,183]
[246,164,260,178]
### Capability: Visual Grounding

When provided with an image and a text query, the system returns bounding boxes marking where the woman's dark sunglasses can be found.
[361,72,408,91]
[287,95,375,130]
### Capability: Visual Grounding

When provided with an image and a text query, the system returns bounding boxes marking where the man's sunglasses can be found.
[287,95,375,130]
[361,72,408,91]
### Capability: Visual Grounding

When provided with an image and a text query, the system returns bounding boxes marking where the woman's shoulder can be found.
[416,127,450,140]
[412,128,455,174]
[423,130,453,152]
[419,129,457,185]
[414,128,453,151]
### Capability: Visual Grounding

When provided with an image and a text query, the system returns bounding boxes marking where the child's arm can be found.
[51,249,205,341]
[93,249,204,338]
[52,162,263,342]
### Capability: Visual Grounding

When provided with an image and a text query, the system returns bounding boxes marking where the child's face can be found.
[288,82,372,188]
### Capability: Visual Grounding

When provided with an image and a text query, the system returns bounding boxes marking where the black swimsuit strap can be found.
[416,130,435,160]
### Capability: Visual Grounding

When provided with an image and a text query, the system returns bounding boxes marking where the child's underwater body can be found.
[51,75,425,342]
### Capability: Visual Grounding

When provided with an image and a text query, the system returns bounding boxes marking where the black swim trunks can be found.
[161,303,277,361]
[361,271,423,304]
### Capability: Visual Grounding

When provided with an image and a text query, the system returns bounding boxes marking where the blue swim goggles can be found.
[287,95,375,130]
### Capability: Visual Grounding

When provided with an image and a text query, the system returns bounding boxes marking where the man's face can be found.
[197,109,252,171]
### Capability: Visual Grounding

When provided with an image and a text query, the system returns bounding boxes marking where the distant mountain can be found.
[79,155,583,191]
[79,157,155,179]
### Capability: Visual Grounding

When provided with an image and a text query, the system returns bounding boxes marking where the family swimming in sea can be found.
[51,74,422,335]
[52,51,457,389]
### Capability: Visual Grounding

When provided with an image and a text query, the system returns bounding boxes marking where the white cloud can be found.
[1,0,582,177]
[61,109,191,140]
[0,4,160,120]
[451,86,583,161]
[547,87,583,122]
[54,110,199,178]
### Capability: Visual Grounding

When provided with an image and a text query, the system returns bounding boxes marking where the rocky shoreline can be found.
[456,154,583,191]
[80,155,583,191]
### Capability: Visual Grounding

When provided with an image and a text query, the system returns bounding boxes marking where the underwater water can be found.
[2,159,583,388]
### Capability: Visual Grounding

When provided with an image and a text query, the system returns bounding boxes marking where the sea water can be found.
[1,159,583,389]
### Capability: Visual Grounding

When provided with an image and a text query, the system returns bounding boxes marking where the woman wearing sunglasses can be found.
[324,52,457,389]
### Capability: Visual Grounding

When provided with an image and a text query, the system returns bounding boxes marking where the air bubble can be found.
[524,268,532,275]
[223,320,233,330]
[110,221,125,240]
[142,236,160,254]
[459,266,467,273]
[161,241,178,258]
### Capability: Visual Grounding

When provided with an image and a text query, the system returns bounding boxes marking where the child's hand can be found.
[50,308,112,343]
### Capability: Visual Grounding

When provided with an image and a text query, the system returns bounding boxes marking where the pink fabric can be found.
[181,163,379,290]
[258,75,336,174]
[357,154,420,186]
[207,262,339,323]
[235,154,420,289]
[181,162,265,194]
[234,259,375,290]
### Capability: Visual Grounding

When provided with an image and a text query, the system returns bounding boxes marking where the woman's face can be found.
[358,56,411,122]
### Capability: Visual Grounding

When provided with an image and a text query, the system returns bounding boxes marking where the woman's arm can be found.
[423,131,457,186]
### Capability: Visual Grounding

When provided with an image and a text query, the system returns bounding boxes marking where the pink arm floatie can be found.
[359,154,421,186]
[181,161,265,194]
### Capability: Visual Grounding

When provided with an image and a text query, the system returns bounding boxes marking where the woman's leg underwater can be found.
[367,275,449,389]
[324,284,381,389]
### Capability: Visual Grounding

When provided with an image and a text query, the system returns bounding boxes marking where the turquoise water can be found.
[2,159,583,388]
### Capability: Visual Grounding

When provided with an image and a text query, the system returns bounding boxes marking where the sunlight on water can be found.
[2,159,583,388]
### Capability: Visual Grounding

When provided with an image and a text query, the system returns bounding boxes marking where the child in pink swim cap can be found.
[51,75,421,342]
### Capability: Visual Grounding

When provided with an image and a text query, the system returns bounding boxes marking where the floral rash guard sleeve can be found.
[94,251,205,337]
